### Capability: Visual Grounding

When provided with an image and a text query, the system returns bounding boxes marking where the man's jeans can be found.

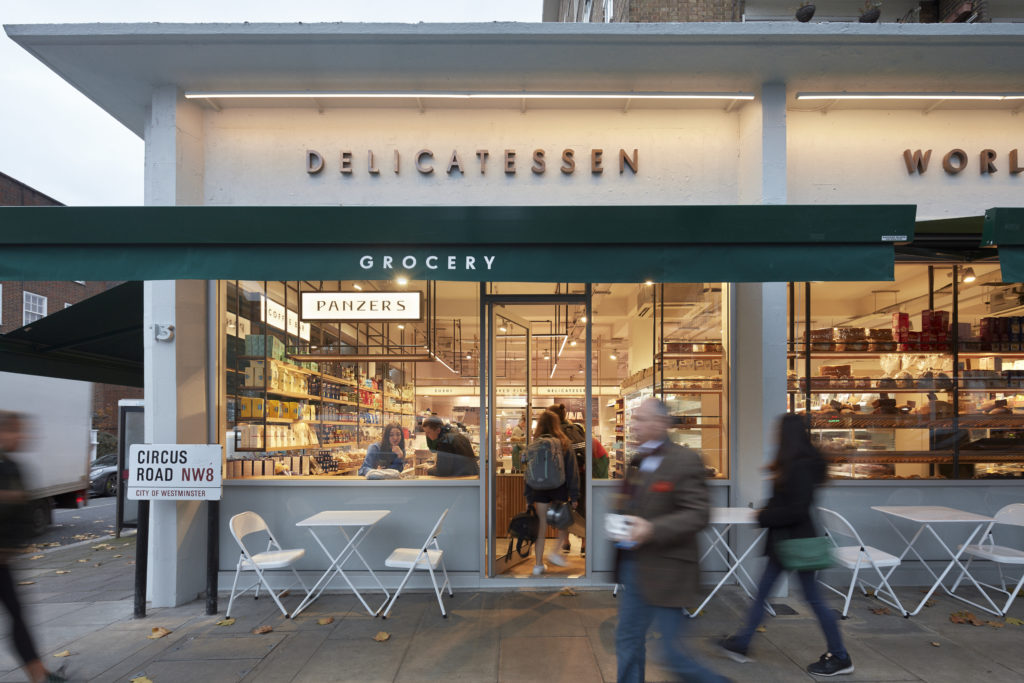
[615,557,729,683]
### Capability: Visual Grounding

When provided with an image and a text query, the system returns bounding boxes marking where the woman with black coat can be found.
[718,414,853,677]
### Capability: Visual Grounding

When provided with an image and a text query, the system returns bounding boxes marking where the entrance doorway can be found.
[482,289,592,579]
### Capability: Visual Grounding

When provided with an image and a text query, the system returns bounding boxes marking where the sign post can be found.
[127,444,223,618]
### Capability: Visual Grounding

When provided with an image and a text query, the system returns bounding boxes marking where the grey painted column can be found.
[143,85,208,607]
[731,82,789,594]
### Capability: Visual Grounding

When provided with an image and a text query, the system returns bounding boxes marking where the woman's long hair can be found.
[534,410,570,454]
[769,413,826,485]
[379,422,405,454]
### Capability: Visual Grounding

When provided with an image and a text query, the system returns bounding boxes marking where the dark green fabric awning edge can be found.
[983,207,1024,282]
[0,205,915,283]
[0,282,142,387]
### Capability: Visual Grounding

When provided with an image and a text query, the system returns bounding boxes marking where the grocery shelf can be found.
[809,414,1024,429]
[235,445,313,453]
[241,386,318,401]
[321,397,358,406]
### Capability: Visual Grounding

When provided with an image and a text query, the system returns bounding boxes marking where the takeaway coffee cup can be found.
[604,513,635,542]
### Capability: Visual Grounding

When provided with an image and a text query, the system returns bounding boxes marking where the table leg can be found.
[337,526,391,616]
[292,527,380,618]
[689,526,774,619]
[926,523,1003,617]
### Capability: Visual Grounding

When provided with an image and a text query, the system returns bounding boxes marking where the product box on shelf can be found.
[892,313,911,341]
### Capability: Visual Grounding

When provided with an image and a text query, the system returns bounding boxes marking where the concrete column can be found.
[143,86,208,607]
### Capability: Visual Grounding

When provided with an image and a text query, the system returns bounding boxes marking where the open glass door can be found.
[483,289,592,580]
[486,306,531,577]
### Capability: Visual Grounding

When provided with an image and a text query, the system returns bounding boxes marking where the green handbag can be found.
[775,535,834,572]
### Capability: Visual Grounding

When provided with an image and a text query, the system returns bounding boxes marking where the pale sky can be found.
[0,1,542,206]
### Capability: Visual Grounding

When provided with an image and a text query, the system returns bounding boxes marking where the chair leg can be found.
[1000,572,1024,616]
[290,566,311,597]
[253,566,290,617]
[871,563,907,617]
[380,564,417,619]
[843,564,860,618]
[440,558,453,597]
[426,562,447,618]
[226,563,243,618]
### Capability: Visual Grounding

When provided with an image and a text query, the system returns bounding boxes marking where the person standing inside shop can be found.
[548,404,588,553]
[614,399,727,683]
[422,416,479,477]
[718,413,853,677]
[0,412,68,683]
[524,410,579,576]
[509,415,527,472]
[358,423,406,477]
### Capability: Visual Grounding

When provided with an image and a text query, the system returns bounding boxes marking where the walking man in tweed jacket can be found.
[614,399,730,683]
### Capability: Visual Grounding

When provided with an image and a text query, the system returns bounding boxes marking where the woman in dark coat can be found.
[719,414,853,677]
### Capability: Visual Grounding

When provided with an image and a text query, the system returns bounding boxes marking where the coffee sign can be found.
[301,291,422,321]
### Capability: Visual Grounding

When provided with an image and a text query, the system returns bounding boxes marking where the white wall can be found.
[789,109,1024,219]
[202,107,744,206]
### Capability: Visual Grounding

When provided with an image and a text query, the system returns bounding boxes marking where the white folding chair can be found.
[818,507,907,618]
[950,503,1024,616]
[226,511,310,618]
[380,508,453,619]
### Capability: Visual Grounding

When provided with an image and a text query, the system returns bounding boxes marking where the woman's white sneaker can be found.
[546,553,568,567]
[532,564,546,576]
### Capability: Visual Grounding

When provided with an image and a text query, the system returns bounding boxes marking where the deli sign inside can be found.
[301,291,422,321]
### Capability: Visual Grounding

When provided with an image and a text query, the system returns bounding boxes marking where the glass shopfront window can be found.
[789,264,1024,480]
[221,279,731,484]
[223,279,481,480]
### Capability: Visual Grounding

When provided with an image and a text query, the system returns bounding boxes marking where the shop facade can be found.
[4,22,1024,606]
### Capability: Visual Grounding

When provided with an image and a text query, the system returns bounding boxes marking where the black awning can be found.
[0,281,142,387]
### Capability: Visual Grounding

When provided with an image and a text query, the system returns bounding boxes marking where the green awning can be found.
[0,205,915,283]
[983,208,1024,282]
[0,281,142,387]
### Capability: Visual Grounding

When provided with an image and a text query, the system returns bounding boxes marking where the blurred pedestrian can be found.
[718,413,853,677]
[0,411,67,683]
[614,399,729,683]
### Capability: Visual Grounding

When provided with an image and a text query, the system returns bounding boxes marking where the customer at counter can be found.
[422,416,479,477]
[358,423,406,477]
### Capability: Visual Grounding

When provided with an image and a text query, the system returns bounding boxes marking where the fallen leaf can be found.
[755,625,767,633]
[29,555,43,560]
[1005,617,1024,626]
[94,563,102,567]
[72,516,81,519]
[317,617,334,626]
[45,542,60,547]
[17,581,34,586]
[55,570,70,575]
[951,610,986,626]
[864,588,875,597]
[216,618,235,627]
[147,627,172,640]
[871,607,892,615]
[559,587,577,596]
[924,599,937,607]
[113,554,123,558]
[77,559,89,563]
[279,590,291,598]
[374,631,391,642]
[252,625,273,634]
[930,641,941,647]
[130,677,153,683]
[53,650,71,658]
[987,621,1005,628]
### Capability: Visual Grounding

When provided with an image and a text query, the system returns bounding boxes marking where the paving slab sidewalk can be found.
[2,538,1022,682]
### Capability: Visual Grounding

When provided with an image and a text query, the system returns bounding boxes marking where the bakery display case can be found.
[790,265,1024,480]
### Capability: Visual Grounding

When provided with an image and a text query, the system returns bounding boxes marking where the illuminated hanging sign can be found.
[300,291,422,321]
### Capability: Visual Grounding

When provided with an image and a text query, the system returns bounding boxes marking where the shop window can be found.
[223,279,481,481]
[789,263,1023,480]
[601,283,729,480]
[23,291,47,325]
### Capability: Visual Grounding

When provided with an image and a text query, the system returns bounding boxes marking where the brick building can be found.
[1,171,142,439]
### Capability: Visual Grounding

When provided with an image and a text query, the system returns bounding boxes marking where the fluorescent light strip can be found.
[796,92,1024,101]
[185,90,755,101]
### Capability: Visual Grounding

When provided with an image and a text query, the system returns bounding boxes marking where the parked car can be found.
[89,454,119,497]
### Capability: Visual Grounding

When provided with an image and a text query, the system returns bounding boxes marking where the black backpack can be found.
[504,508,538,561]
[562,421,587,467]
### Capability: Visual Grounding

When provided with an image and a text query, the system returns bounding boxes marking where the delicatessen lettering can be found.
[306,147,638,176]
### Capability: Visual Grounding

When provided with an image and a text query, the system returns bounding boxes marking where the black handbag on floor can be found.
[505,508,538,561]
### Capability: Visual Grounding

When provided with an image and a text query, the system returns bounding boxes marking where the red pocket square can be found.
[650,481,673,492]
